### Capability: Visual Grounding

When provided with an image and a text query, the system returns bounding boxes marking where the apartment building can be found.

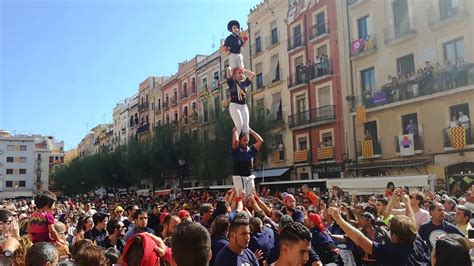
[286,0,347,180]
[341,0,473,190]
[161,74,180,142]
[128,94,139,140]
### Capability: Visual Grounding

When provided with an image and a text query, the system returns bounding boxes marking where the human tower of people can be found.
[0,20,472,266]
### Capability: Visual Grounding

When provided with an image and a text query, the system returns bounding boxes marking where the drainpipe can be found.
[303,14,314,175]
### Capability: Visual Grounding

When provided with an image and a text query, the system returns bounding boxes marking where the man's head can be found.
[284,194,296,209]
[163,215,181,238]
[301,184,310,194]
[375,198,388,215]
[213,215,230,235]
[278,222,312,266]
[429,202,445,224]
[359,212,376,229]
[238,132,249,148]
[0,209,11,233]
[106,218,125,236]
[172,222,211,266]
[228,212,251,251]
[389,215,417,244]
[250,217,263,233]
[54,222,67,243]
[215,200,231,216]
[151,203,160,215]
[444,197,457,212]
[455,205,471,226]
[126,205,139,218]
[178,210,192,222]
[410,191,424,208]
[92,212,109,231]
[199,203,213,222]
[26,242,59,266]
[459,111,464,116]
[133,209,148,229]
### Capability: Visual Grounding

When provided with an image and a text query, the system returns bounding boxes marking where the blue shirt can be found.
[372,236,430,266]
[123,226,155,242]
[210,234,229,266]
[214,245,259,266]
[225,34,243,54]
[84,227,108,248]
[309,227,337,264]
[418,220,464,250]
[248,227,275,261]
[232,144,257,176]
[281,207,305,224]
[227,78,251,105]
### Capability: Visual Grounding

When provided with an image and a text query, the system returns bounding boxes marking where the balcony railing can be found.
[361,61,473,109]
[138,102,149,112]
[308,59,332,80]
[395,134,424,152]
[350,34,377,58]
[265,30,280,49]
[442,126,474,149]
[317,146,335,161]
[288,71,307,88]
[288,105,336,129]
[384,17,416,44]
[309,21,329,40]
[287,34,305,51]
[357,140,382,158]
[428,0,467,27]
[293,150,308,163]
[137,124,150,134]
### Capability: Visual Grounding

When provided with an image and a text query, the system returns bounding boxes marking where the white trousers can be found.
[229,102,249,137]
[232,175,255,196]
[229,53,244,69]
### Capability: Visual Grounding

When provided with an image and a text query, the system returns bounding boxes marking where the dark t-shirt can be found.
[225,34,243,54]
[227,78,251,105]
[372,236,430,266]
[84,227,108,248]
[248,227,275,261]
[214,245,259,266]
[281,207,305,224]
[232,144,257,176]
[210,234,229,266]
[104,237,125,253]
[418,220,464,250]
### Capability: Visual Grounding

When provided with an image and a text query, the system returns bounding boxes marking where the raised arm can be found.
[328,207,373,255]
[401,193,416,227]
[226,66,232,80]
[244,69,256,82]
[383,190,399,219]
[254,194,272,218]
[249,128,264,151]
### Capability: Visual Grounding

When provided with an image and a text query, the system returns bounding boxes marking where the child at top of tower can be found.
[223,20,248,69]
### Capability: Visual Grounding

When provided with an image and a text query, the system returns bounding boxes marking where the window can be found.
[271,92,282,121]
[401,113,418,134]
[19,181,26,187]
[316,12,326,35]
[294,55,304,73]
[397,54,415,76]
[6,157,13,163]
[183,82,187,96]
[293,25,302,47]
[5,181,12,188]
[449,103,470,125]
[364,121,378,141]
[256,63,263,89]
[318,86,331,107]
[19,157,26,163]
[316,45,328,58]
[357,15,369,39]
[202,77,208,90]
[443,38,464,63]
[321,132,333,146]
[439,0,460,20]
[271,54,280,82]
[361,67,376,92]
[20,145,26,151]
[191,77,196,93]
[271,22,278,44]
[255,36,262,53]
[298,137,308,151]
[203,101,209,122]
[6,169,13,175]
[7,145,14,151]
[256,98,265,119]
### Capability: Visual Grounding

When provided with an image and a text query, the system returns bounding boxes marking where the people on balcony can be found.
[450,115,461,128]
[405,119,418,135]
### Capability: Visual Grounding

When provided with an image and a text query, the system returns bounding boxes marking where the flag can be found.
[361,140,373,158]
[317,147,334,160]
[449,127,466,149]
[399,134,415,156]
[355,106,366,125]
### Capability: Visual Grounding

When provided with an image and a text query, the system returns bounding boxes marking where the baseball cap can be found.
[178,210,190,219]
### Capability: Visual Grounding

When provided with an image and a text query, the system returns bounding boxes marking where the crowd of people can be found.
[295,55,331,85]
[0,181,472,266]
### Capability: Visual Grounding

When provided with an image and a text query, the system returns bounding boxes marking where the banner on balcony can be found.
[351,39,364,54]
[361,140,373,158]
[355,106,366,125]
[399,134,415,156]
[449,127,466,149]
[317,147,334,160]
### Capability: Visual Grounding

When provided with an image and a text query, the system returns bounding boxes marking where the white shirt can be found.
[414,208,431,228]
[458,115,470,128]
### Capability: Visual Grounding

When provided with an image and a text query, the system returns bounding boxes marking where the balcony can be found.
[361,61,474,109]
[384,17,416,45]
[138,102,149,112]
[170,98,177,107]
[293,150,308,163]
[308,59,333,81]
[265,111,284,128]
[428,1,468,29]
[181,91,188,99]
[317,146,335,161]
[288,105,336,129]
[395,134,424,153]
[137,124,150,134]
[288,71,308,89]
[309,21,329,41]
[350,34,377,59]
[265,30,280,50]
[287,34,305,51]
[357,140,382,159]
[442,126,474,150]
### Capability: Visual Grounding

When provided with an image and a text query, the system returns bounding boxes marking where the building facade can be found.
[342,0,473,190]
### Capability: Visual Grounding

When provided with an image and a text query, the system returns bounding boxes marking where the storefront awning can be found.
[349,158,431,170]
[253,167,290,178]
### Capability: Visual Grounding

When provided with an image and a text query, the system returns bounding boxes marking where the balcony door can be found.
[293,25,302,47]
[393,0,410,36]
[296,95,307,125]
[364,121,378,141]
[439,0,460,20]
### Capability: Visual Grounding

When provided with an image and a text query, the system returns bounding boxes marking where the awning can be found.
[253,167,290,178]
[349,158,431,170]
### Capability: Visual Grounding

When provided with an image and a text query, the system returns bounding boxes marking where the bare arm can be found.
[254,195,272,217]
[401,194,416,227]
[226,66,232,80]
[328,207,373,255]
[250,128,264,151]
[383,191,399,219]
[244,69,256,82]
[232,127,239,150]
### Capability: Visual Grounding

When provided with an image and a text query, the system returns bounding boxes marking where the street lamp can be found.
[178,159,185,189]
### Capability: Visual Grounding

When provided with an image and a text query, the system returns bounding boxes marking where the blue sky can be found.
[1,0,257,149]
